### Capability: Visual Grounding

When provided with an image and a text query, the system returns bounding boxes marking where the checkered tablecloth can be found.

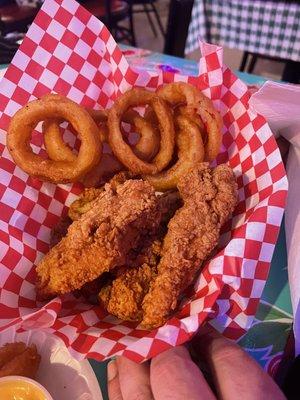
[186,0,300,62]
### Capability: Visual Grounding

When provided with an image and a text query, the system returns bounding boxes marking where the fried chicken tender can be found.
[141,163,238,328]
[99,263,157,321]
[98,191,182,321]
[36,179,161,299]
[98,239,161,321]
[0,342,40,379]
[68,171,134,221]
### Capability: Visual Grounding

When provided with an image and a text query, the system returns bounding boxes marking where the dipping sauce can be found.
[0,378,49,400]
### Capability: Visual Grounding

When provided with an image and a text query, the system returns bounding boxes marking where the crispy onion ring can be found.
[43,120,121,187]
[43,107,108,163]
[176,105,207,144]
[144,115,205,191]
[122,109,160,161]
[44,108,159,165]
[157,82,222,161]
[7,95,102,183]
[108,88,175,175]
[43,119,108,163]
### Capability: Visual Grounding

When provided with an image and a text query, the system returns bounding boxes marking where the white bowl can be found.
[0,375,53,399]
[0,330,103,400]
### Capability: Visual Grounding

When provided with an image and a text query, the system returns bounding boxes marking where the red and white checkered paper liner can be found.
[0,0,288,362]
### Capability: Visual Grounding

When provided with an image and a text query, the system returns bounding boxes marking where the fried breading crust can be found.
[141,163,238,328]
[68,171,134,221]
[99,263,157,321]
[97,192,182,321]
[36,179,161,298]
[0,343,40,379]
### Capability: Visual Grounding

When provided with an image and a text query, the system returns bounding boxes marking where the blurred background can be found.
[0,0,299,82]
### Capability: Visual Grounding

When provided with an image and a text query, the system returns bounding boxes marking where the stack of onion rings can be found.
[157,82,222,162]
[144,115,205,191]
[7,94,102,184]
[42,103,161,185]
[7,83,222,189]
[108,88,175,175]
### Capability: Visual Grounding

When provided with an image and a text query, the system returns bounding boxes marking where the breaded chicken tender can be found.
[97,192,182,322]
[36,179,161,299]
[99,263,157,321]
[141,163,238,328]
[68,171,134,221]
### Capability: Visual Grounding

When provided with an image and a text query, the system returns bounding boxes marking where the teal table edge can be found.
[119,44,276,86]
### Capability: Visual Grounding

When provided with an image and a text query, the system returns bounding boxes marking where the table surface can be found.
[0,45,292,400]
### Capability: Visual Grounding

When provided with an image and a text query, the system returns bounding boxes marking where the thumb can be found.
[107,360,123,400]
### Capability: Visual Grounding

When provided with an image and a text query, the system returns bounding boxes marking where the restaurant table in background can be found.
[185,0,300,62]
[0,44,293,400]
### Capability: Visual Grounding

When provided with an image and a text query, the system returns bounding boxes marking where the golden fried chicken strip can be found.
[36,179,161,298]
[0,343,40,379]
[99,263,157,321]
[141,163,238,329]
[68,171,134,221]
[97,191,182,322]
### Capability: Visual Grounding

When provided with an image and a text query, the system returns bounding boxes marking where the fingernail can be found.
[107,360,118,382]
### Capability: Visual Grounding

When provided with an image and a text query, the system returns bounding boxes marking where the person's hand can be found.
[107,325,286,400]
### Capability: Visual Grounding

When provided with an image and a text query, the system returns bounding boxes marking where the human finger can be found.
[151,346,216,400]
[107,360,123,400]
[192,325,286,400]
[116,356,153,400]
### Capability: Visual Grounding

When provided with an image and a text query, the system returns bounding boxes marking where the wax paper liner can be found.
[0,0,288,362]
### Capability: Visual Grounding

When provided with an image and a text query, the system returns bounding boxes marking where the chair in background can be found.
[80,0,136,46]
[0,35,19,64]
[163,0,194,57]
[239,51,300,84]
[126,0,165,39]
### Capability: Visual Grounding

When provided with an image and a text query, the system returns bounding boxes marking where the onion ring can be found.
[144,115,205,191]
[157,82,222,161]
[176,105,207,144]
[108,88,175,175]
[122,109,160,161]
[44,108,159,165]
[43,119,108,163]
[43,120,121,187]
[7,94,102,183]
